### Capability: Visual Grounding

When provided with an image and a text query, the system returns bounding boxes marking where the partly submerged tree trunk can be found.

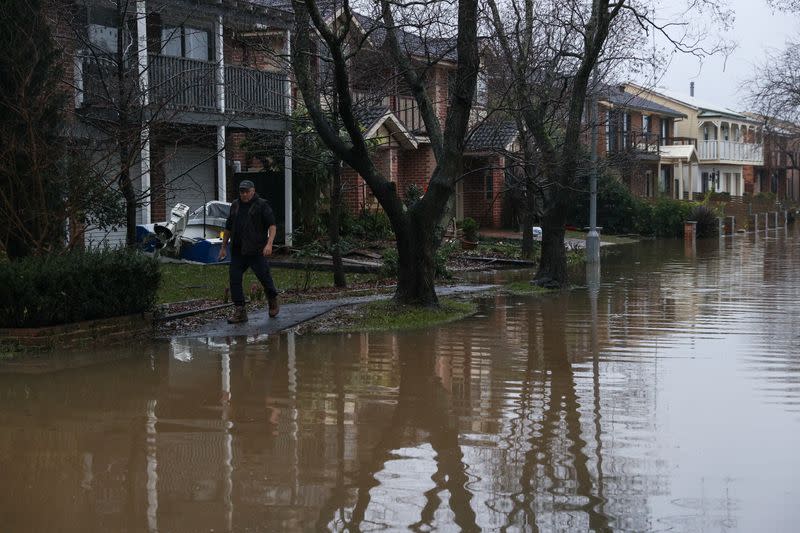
[533,206,567,287]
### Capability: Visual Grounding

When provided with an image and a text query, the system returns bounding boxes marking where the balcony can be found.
[698,140,763,164]
[75,52,287,118]
[607,131,661,159]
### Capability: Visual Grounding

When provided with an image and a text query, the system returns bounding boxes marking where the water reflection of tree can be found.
[499,297,610,532]
[316,334,479,532]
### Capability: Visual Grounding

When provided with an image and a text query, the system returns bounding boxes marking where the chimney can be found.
[690,82,695,97]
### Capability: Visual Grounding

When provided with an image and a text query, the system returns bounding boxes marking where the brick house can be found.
[320,8,511,229]
[742,113,800,202]
[623,83,765,199]
[54,0,293,246]
[597,86,692,198]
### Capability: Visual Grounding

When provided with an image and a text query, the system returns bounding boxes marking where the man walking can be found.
[218,180,279,323]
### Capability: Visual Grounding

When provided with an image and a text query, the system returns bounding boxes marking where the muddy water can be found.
[1,227,799,532]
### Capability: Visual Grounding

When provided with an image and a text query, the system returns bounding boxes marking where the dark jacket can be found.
[225,195,276,256]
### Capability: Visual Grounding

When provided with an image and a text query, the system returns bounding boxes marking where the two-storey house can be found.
[597,86,690,198]
[743,113,800,201]
[55,0,293,246]
[321,8,510,229]
[624,83,764,199]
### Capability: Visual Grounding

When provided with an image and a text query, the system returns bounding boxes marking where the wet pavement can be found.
[169,284,497,339]
[1,225,799,532]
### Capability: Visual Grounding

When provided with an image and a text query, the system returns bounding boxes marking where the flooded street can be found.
[1,227,799,532]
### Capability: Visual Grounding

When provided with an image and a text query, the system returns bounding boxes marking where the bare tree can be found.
[485,0,732,287]
[291,0,480,306]
[0,0,122,257]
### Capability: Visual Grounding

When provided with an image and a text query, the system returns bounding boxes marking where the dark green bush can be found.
[689,204,720,238]
[568,172,641,234]
[459,217,479,241]
[0,249,160,328]
[648,198,695,238]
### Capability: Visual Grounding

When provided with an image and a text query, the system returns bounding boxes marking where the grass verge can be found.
[322,298,478,333]
[158,263,381,304]
[503,281,560,296]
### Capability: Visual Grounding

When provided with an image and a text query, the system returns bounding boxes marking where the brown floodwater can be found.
[1,226,799,532]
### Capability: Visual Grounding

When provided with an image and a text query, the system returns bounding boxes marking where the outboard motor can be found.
[154,203,190,249]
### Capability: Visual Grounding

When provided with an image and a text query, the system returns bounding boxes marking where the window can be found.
[703,126,709,141]
[605,111,611,152]
[622,112,630,148]
[485,170,493,200]
[86,6,125,54]
[161,26,211,61]
[661,118,670,144]
[643,115,651,133]
[475,70,488,106]
[88,24,118,53]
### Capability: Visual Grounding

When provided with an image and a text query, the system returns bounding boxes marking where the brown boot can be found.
[268,295,280,318]
[227,305,248,324]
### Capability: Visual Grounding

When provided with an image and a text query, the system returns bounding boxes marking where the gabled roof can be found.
[626,84,754,122]
[660,144,699,163]
[465,121,518,153]
[355,106,418,149]
[601,86,685,118]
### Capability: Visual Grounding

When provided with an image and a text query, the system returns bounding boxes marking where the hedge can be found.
[0,249,160,328]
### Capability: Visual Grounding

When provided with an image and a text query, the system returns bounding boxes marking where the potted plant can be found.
[460,217,479,250]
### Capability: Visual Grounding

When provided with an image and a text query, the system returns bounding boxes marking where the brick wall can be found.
[224,33,284,72]
[398,145,436,194]
[462,155,504,229]
[743,165,756,195]
[0,313,153,352]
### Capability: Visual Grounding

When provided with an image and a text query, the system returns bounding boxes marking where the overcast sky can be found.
[640,0,798,111]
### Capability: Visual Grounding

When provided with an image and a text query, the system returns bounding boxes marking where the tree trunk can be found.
[521,210,535,260]
[394,214,439,306]
[533,207,567,287]
[329,162,346,288]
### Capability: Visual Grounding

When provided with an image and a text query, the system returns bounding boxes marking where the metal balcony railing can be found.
[75,52,287,116]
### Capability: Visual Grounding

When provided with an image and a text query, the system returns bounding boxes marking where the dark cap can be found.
[238,179,255,190]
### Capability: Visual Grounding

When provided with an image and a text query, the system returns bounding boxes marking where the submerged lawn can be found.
[329,298,478,333]
[157,263,381,304]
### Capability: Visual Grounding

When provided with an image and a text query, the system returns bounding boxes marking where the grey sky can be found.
[651,0,798,111]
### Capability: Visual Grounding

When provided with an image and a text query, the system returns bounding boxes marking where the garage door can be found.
[164,146,216,214]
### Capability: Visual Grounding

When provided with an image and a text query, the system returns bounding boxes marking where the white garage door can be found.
[164,146,216,214]
[84,157,142,249]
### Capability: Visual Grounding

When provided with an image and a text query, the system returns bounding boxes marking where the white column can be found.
[688,164,694,201]
[678,160,684,200]
[137,0,151,223]
[657,162,662,196]
[284,30,294,246]
[215,15,227,201]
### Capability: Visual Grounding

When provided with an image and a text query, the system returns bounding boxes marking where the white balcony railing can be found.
[698,140,764,163]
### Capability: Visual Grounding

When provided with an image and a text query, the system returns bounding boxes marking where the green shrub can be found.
[459,217,479,241]
[568,172,640,234]
[648,198,695,238]
[689,204,720,238]
[380,242,454,280]
[0,249,160,328]
[380,247,399,278]
[349,209,394,240]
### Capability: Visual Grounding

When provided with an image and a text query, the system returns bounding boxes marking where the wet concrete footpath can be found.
[169,284,497,338]
[1,226,799,532]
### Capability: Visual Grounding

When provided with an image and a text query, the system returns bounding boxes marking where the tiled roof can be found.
[353,105,391,131]
[603,86,686,118]
[465,121,518,152]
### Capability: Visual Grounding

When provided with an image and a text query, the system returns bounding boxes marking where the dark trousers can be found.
[229,253,278,306]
